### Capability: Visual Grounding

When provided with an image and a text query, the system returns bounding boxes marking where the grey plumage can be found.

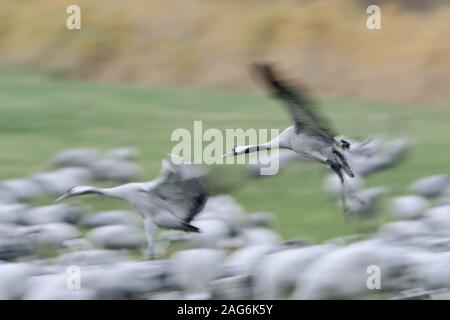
[230,63,358,213]
[55,155,208,259]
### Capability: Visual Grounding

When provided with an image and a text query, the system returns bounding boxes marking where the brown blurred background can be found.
[2,0,450,105]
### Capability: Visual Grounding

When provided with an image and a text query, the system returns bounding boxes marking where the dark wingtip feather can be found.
[251,62,309,97]
[191,191,208,216]
[185,179,209,223]
[251,63,277,85]
[184,223,200,233]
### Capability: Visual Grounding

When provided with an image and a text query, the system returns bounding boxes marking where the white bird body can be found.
[56,156,208,259]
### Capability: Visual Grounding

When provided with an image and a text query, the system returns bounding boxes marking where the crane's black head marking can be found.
[232,146,251,156]
[340,139,351,150]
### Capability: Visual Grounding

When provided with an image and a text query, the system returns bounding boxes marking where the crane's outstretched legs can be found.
[144,218,157,260]
[332,149,354,178]
[326,156,365,218]
[326,159,346,210]
[337,168,350,217]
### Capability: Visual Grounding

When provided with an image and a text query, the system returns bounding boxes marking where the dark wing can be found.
[152,155,208,223]
[252,63,336,141]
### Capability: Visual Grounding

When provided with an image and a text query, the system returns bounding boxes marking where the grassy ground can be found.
[1,69,450,242]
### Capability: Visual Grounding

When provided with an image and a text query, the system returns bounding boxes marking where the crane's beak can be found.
[221,149,235,159]
[55,192,70,203]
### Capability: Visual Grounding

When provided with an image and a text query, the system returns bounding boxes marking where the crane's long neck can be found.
[233,142,275,156]
[71,186,126,200]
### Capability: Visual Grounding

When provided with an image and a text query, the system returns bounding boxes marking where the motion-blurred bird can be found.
[56,155,208,259]
[225,64,357,212]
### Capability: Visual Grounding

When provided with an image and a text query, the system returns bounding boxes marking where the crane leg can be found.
[327,159,351,217]
[144,218,157,260]
[337,169,350,217]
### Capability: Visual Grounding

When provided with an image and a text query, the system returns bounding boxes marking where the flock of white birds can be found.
[0,65,449,300]
[0,133,450,299]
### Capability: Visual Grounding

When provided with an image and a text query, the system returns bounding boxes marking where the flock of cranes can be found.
[4,64,450,300]
[56,63,366,259]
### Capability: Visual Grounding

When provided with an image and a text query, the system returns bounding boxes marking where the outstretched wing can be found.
[151,155,208,223]
[252,63,336,141]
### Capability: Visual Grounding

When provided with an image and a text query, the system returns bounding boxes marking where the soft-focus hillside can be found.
[2,0,450,104]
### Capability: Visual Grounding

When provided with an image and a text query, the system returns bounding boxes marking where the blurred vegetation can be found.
[1,1,450,241]
[1,0,450,105]
[1,70,450,241]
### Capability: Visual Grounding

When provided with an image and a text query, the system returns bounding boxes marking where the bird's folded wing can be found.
[253,63,336,141]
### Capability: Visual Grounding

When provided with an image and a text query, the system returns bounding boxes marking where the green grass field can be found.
[1,69,450,242]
